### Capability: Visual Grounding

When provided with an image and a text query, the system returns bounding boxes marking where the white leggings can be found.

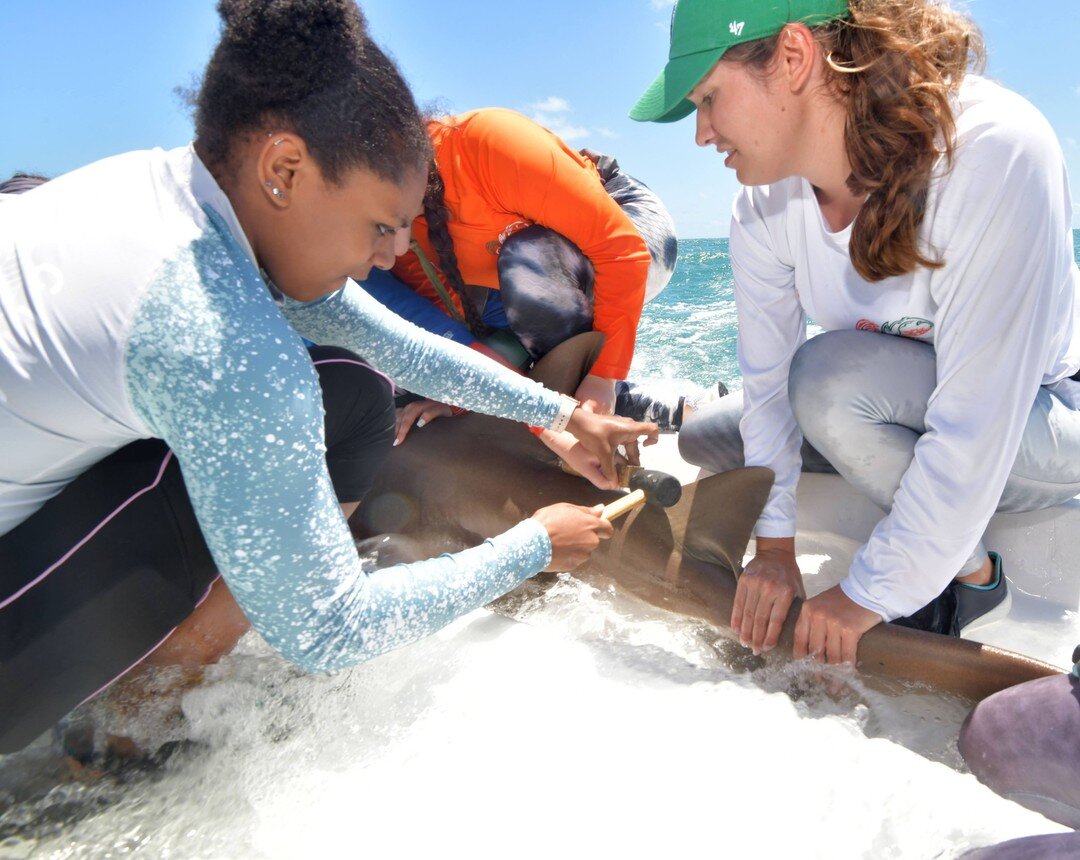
[679,330,1080,576]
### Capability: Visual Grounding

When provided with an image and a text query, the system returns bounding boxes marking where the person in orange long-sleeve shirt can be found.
[361,108,678,428]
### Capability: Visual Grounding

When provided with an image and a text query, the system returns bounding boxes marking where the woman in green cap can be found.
[631,0,1080,665]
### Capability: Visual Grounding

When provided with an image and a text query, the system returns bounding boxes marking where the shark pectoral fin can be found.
[592,467,776,634]
[673,467,774,577]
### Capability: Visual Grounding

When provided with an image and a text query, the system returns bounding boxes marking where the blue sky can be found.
[2,0,1078,237]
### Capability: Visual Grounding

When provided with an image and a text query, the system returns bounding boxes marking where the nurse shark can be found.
[357,411,1060,703]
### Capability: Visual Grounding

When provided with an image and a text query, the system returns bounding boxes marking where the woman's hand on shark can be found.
[540,428,623,490]
[394,398,455,446]
[794,585,883,666]
[732,538,805,654]
[566,410,658,485]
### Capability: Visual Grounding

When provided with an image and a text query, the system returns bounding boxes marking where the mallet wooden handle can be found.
[602,489,646,521]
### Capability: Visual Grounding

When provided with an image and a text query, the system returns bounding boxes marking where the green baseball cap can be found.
[630,0,849,123]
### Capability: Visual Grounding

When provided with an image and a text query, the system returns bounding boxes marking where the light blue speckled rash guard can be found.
[0,145,562,672]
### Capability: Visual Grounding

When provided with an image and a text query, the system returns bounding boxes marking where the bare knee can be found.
[143,577,251,670]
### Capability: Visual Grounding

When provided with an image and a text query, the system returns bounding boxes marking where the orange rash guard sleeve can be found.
[469,110,650,380]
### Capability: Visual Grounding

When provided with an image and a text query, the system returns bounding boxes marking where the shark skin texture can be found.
[356,409,1061,704]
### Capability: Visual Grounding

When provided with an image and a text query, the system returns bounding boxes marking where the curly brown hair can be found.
[726,0,984,282]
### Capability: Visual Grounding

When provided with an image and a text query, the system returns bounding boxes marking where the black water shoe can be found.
[890,552,1010,637]
[891,586,959,636]
[955,551,1011,634]
[615,380,728,433]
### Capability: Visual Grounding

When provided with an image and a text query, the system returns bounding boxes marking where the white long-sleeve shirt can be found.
[730,76,1080,620]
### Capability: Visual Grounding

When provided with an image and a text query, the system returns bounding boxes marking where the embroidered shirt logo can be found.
[728,20,745,36]
[856,316,934,338]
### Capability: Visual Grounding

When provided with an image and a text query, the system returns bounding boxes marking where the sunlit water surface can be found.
[0,576,1065,858]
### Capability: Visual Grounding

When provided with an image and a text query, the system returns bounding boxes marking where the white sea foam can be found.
[0,574,1065,859]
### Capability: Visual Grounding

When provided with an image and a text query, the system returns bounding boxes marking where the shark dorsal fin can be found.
[665,467,774,576]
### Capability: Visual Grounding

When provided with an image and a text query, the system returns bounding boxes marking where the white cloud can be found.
[529,96,572,114]
[526,96,607,144]
[534,116,591,141]
[595,127,619,139]
[652,0,675,33]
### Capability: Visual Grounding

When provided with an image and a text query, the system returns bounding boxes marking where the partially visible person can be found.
[0,172,49,195]
[960,665,1080,832]
[961,832,1080,860]
[361,108,678,417]
[0,0,655,753]
[631,0,1080,663]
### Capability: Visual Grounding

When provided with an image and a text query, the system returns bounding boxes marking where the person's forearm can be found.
[281,281,564,428]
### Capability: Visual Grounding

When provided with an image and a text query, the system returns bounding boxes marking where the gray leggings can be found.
[679,330,1080,576]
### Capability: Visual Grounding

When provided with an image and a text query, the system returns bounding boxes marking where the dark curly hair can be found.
[195,0,430,185]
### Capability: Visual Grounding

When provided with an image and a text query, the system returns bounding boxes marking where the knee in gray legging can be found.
[681,330,930,479]
[677,391,746,473]
[786,328,932,480]
[788,330,865,448]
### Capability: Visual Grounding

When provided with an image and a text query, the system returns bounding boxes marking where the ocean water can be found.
[630,239,741,389]
[631,231,1080,389]
[2,234,1080,858]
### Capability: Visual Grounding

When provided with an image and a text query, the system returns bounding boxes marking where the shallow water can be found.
[0,575,1065,858]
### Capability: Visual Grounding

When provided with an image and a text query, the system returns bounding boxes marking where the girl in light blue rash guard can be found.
[0,0,656,754]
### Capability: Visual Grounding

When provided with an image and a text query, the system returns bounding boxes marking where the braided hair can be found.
[422,160,490,338]
[195,0,430,186]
